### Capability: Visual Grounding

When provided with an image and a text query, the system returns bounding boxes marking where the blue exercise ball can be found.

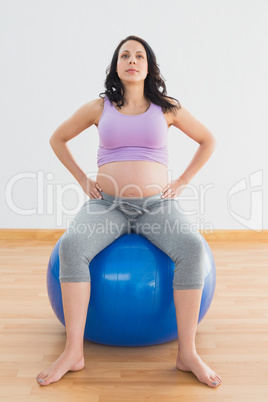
[47,233,216,347]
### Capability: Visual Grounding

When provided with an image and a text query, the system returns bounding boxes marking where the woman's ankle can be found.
[177,346,197,357]
[63,345,84,358]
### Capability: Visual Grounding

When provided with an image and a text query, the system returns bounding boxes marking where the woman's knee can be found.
[185,232,205,260]
[173,231,204,259]
[172,232,205,289]
[58,232,92,282]
[59,232,86,260]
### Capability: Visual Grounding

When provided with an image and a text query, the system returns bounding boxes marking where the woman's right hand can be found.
[79,176,103,199]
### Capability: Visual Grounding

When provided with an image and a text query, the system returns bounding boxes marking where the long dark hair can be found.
[99,35,181,115]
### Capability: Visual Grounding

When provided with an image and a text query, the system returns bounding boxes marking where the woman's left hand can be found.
[161,177,188,199]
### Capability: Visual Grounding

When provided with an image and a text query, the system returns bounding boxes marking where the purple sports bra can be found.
[96,96,169,168]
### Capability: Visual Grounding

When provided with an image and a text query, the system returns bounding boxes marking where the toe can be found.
[37,374,48,384]
[211,382,219,387]
[215,375,222,383]
[210,378,220,387]
[38,375,50,385]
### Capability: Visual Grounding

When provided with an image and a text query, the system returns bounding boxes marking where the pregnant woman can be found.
[36,35,222,387]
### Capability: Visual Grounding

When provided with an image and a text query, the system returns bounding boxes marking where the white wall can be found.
[1,0,267,230]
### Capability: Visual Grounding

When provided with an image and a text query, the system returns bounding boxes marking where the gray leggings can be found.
[59,191,206,289]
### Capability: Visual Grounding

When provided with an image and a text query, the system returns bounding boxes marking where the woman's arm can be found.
[49,98,102,184]
[170,103,217,184]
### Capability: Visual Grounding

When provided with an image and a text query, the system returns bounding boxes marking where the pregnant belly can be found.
[96,160,169,198]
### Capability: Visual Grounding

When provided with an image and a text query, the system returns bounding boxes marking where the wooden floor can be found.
[0,238,268,401]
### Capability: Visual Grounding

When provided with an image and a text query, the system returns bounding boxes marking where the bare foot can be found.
[176,350,222,388]
[36,350,85,386]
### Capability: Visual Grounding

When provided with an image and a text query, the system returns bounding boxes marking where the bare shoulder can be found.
[79,97,105,126]
[164,98,217,145]
[66,97,104,128]
[91,97,105,127]
[163,96,197,126]
[49,97,105,143]
[70,97,105,127]
[162,96,181,127]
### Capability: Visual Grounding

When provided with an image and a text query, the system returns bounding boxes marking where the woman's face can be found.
[117,40,148,84]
